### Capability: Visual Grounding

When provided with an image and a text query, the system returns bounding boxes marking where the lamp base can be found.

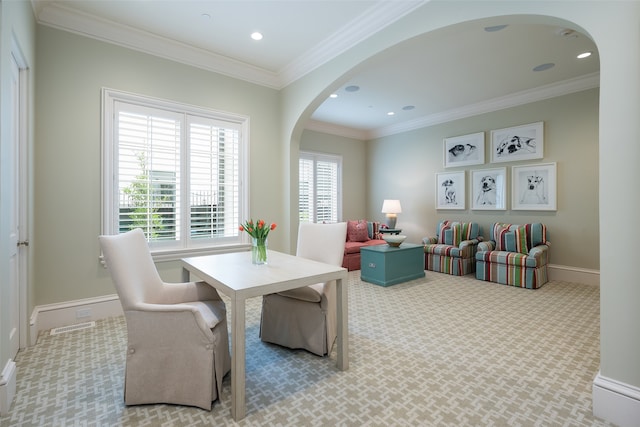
[385,215,397,229]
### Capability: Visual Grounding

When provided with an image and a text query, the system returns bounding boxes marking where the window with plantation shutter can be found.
[102,88,248,259]
[299,151,341,223]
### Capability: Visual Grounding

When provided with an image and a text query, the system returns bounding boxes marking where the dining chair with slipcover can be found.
[259,222,347,356]
[99,228,230,410]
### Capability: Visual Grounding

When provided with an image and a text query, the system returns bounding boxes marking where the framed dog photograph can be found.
[512,162,557,210]
[436,171,465,210]
[490,121,544,163]
[443,132,485,168]
[471,168,507,210]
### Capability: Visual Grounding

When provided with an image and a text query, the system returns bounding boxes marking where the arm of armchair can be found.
[459,238,479,249]
[157,281,223,305]
[127,304,215,341]
[477,240,496,252]
[528,244,550,265]
[422,237,437,245]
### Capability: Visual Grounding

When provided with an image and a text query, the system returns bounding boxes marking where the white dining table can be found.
[181,249,349,421]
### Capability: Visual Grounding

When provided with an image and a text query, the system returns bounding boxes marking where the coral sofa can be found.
[423,221,482,276]
[475,222,550,289]
[342,220,386,271]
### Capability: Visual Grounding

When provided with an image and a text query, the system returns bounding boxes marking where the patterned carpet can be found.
[1,271,612,426]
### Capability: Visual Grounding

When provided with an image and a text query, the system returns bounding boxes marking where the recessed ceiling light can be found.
[387,112,395,116]
[201,13,211,20]
[345,85,360,92]
[402,105,415,111]
[533,63,555,72]
[577,51,592,59]
[484,24,508,32]
[251,32,263,41]
[329,93,338,98]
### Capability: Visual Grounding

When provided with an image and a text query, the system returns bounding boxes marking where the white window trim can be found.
[101,88,250,261]
[299,150,342,223]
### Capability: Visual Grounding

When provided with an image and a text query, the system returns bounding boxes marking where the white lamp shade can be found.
[381,199,402,214]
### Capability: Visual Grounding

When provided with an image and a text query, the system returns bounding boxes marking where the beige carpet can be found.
[1,271,612,426]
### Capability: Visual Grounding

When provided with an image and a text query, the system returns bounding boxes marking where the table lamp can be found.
[381,199,402,229]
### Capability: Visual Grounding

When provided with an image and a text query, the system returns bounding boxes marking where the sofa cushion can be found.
[344,241,367,254]
[347,220,369,242]
[277,282,323,302]
[476,250,542,268]
[424,244,462,258]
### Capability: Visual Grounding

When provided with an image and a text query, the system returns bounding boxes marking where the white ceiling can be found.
[32,0,599,139]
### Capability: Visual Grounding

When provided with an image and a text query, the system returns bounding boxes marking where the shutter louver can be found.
[189,118,241,240]
[117,106,180,242]
[298,153,340,224]
[105,89,248,255]
[299,158,314,223]
[316,160,338,223]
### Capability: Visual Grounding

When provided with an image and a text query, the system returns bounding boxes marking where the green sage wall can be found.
[34,26,282,304]
[367,88,599,270]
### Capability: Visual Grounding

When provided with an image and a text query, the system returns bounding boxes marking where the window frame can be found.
[299,150,342,224]
[101,88,250,261]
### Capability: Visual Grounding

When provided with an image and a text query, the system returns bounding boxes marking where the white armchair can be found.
[259,222,347,356]
[99,228,230,410]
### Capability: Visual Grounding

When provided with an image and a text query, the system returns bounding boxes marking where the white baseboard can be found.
[29,294,123,345]
[0,359,16,415]
[593,371,640,427]
[548,264,599,286]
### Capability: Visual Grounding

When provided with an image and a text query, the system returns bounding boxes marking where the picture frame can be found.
[443,132,485,168]
[512,162,557,211]
[471,167,507,210]
[490,121,544,163]
[436,171,465,210]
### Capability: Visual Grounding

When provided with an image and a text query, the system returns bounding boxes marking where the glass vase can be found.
[251,237,268,265]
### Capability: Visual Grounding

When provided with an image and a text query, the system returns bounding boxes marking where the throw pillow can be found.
[493,223,511,251]
[367,221,382,240]
[514,226,529,254]
[437,221,451,244]
[460,222,476,240]
[451,223,463,246]
[347,220,369,242]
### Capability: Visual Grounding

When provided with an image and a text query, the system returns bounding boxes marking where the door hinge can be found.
[17,240,29,247]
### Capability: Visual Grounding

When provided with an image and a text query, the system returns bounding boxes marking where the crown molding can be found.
[365,72,600,140]
[279,1,427,87]
[304,120,369,141]
[35,2,281,88]
[34,1,426,90]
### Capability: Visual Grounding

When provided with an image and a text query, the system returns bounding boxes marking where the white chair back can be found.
[296,222,347,267]
[99,228,164,309]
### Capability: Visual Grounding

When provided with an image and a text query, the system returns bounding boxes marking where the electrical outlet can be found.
[76,308,91,319]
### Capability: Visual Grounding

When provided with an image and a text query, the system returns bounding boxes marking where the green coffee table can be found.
[360,243,425,287]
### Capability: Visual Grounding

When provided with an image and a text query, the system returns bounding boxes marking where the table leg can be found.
[336,277,349,370]
[181,267,190,282]
[230,294,246,421]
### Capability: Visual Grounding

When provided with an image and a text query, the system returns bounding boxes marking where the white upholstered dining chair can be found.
[259,222,347,356]
[99,228,230,410]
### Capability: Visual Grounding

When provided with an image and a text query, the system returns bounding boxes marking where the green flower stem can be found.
[252,238,268,264]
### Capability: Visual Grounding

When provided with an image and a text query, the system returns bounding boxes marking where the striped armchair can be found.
[475,223,550,289]
[423,221,482,276]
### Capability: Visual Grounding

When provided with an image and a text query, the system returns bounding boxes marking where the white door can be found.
[8,51,27,358]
